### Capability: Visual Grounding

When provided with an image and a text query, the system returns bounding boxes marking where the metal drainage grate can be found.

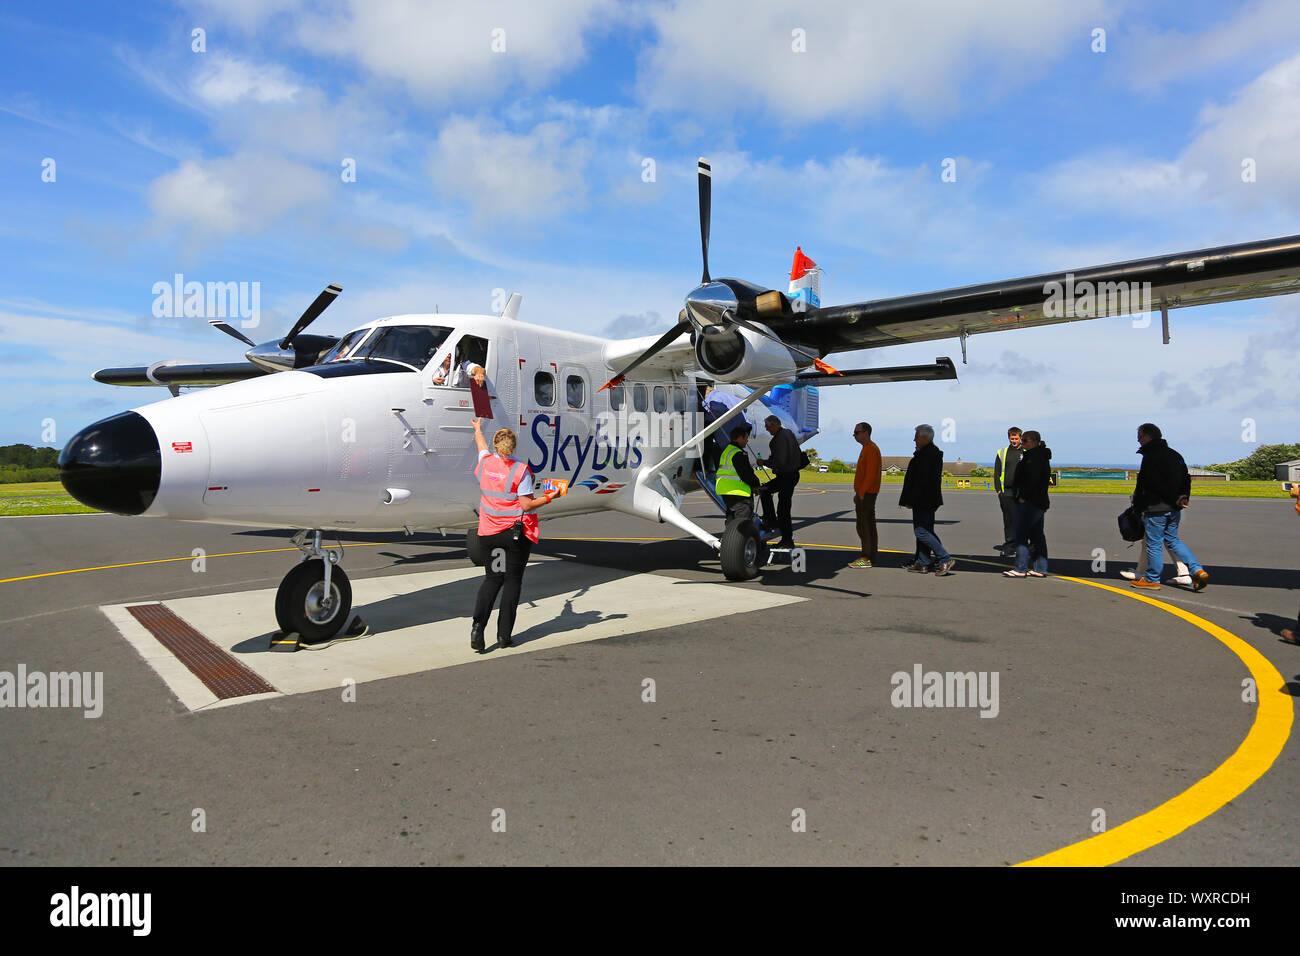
[127,603,277,700]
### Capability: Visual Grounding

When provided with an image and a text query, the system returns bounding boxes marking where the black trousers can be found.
[473,529,532,641]
[724,494,753,528]
[760,471,799,543]
[998,493,1016,544]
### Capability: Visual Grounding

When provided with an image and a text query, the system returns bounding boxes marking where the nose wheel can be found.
[276,532,353,643]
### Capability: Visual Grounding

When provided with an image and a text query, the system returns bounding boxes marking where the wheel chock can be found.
[269,631,301,652]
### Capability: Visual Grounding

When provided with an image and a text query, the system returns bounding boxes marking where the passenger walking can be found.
[1129,423,1208,591]
[1002,430,1050,578]
[1282,483,1300,645]
[757,415,801,549]
[469,419,557,652]
[849,422,881,568]
[899,424,955,575]
[716,423,761,528]
[992,427,1023,555]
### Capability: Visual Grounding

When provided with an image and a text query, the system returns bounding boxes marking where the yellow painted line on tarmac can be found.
[5,531,1291,866]
[0,542,388,584]
[1015,575,1293,867]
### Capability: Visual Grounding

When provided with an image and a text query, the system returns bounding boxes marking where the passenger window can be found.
[672,387,687,412]
[653,386,667,412]
[534,371,555,407]
[633,384,648,412]
[566,375,585,409]
[610,383,625,410]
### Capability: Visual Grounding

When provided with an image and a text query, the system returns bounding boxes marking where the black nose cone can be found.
[59,411,161,515]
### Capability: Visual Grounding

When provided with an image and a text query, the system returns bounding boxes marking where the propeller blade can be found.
[730,314,840,374]
[207,319,256,348]
[698,158,711,283]
[599,319,692,391]
[278,282,342,350]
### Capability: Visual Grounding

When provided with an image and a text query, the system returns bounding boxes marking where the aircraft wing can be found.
[94,361,271,388]
[791,234,1300,353]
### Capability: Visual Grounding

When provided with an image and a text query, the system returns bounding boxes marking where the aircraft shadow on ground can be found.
[229,560,635,654]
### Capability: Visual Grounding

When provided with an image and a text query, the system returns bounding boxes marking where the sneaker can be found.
[1192,569,1209,591]
[1130,578,1161,590]
[848,558,872,568]
[935,558,956,576]
[1282,629,1299,645]
[1002,569,1027,578]
[1172,574,1192,586]
[1119,569,1137,581]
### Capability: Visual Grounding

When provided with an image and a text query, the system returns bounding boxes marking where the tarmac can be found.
[1,484,1297,865]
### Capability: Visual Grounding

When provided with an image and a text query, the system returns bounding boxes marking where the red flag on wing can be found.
[790,246,818,282]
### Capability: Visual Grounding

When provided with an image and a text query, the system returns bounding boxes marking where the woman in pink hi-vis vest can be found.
[469,418,557,652]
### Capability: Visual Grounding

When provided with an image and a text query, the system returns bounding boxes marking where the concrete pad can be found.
[101,557,805,712]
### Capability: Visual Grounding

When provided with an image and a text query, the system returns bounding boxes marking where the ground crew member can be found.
[992,427,1022,555]
[469,419,558,652]
[717,423,760,528]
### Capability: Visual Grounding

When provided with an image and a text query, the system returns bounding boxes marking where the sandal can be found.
[1282,629,1300,645]
[1002,570,1027,578]
[1027,570,1047,577]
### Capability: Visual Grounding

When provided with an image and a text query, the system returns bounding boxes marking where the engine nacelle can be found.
[694,325,799,384]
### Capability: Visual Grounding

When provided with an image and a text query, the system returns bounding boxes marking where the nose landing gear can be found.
[275,531,353,643]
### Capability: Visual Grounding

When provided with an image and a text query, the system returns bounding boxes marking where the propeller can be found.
[599,157,838,391]
[207,319,257,348]
[279,282,343,349]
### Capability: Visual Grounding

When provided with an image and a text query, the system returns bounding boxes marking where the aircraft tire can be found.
[275,559,352,643]
[720,521,762,581]
[465,526,486,566]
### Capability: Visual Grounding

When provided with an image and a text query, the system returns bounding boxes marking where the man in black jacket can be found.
[757,415,801,548]
[1002,430,1050,577]
[992,426,1022,554]
[1131,423,1208,591]
[899,424,955,574]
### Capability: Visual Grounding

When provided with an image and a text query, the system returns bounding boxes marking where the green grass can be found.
[796,470,1289,499]
[0,481,97,516]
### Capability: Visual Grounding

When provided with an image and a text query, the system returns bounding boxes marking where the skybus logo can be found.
[152,273,261,328]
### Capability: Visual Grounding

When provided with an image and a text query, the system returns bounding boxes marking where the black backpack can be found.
[1117,506,1144,542]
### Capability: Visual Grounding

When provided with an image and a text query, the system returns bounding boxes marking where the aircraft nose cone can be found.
[59,411,161,515]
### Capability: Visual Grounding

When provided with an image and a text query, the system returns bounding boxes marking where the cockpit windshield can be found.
[321,328,370,363]
[323,325,453,371]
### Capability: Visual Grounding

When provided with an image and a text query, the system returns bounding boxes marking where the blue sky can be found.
[3,0,1299,466]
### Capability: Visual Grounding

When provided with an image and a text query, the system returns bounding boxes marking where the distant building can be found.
[880,455,983,477]
[1188,468,1229,482]
[1275,460,1300,481]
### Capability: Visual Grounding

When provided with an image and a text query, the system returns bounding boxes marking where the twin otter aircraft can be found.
[61,158,1300,641]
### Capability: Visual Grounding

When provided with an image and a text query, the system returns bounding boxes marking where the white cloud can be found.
[637,0,1111,121]
[428,116,591,222]
[194,55,301,105]
[147,152,330,241]
[1036,52,1300,223]
[294,0,620,102]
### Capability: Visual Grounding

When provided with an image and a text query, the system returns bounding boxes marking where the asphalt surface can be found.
[1,485,1297,866]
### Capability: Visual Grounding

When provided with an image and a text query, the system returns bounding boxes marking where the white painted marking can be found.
[101,558,805,712]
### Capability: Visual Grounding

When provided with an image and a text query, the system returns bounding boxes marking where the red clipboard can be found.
[469,379,494,418]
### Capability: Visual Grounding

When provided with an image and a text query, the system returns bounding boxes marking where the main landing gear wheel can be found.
[721,520,765,581]
[275,559,352,643]
[465,526,486,566]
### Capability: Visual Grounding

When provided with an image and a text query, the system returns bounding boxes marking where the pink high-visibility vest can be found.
[475,454,539,542]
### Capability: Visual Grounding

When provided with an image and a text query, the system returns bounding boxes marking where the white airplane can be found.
[61,158,1300,642]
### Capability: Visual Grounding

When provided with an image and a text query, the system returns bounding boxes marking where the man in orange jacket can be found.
[850,422,882,568]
